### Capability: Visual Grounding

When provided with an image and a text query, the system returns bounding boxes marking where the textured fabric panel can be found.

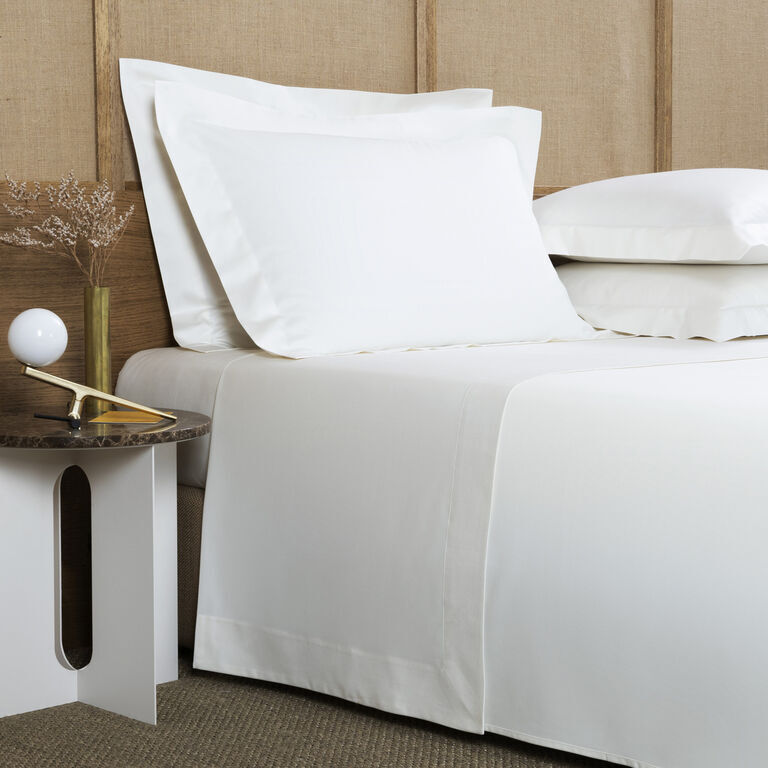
[118,0,417,181]
[672,0,768,170]
[436,0,656,187]
[0,0,96,179]
[178,484,204,650]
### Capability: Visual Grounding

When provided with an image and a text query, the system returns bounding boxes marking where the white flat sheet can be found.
[116,348,253,487]
[485,357,768,768]
[119,337,768,766]
[116,336,768,491]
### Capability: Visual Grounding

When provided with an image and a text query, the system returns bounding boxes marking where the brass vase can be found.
[83,286,111,418]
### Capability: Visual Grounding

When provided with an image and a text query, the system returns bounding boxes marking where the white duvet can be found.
[118,337,768,768]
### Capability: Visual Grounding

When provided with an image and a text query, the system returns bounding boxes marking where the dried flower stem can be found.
[0,171,133,287]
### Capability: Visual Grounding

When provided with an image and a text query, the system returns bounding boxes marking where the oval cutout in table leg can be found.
[54,465,92,670]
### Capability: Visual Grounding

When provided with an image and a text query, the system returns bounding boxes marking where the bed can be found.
[116,335,768,768]
[3,4,768,768]
[107,58,768,761]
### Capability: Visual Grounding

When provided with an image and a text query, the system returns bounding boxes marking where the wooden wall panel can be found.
[436,0,656,187]
[672,0,768,170]
[94,0,124,186]
[117,0,417,181]
[0,0,97,180]
[416,0,437,92]
[654,0,673,172]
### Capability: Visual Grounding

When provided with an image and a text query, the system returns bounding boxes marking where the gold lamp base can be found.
[22,365,177,428]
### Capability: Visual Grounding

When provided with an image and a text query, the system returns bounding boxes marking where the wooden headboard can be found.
[2,0,766,412]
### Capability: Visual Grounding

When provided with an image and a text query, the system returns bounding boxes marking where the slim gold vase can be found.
[83,286,111,418]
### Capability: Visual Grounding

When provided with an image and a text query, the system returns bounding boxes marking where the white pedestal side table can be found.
[0,410,210,725]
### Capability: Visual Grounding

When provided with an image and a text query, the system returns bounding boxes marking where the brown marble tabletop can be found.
[0,409,211,449]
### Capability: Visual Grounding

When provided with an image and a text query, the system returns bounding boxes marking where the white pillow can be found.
[534,169,768,265]
[120,58,494,351]
[154,85,594,358]
[153,81,542,195]
[557,262,768,341]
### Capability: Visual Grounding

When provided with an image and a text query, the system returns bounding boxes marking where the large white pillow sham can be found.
[155,86,594,358]
[558,262,768,341]
[120,58,494,351]
[534,169,768,265]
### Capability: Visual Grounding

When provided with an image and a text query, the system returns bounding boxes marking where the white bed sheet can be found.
[116,337,768,489]
[485,356,768,768]
[116,348,254,487]
[118,336,768,767]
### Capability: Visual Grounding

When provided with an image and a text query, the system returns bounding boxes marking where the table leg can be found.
[152,442,178,685]
[77,444,177,724]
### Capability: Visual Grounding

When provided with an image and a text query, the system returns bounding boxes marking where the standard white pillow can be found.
[120,58,494,351]
[535,169,768,265]
[558,262,768,341]
[155,86,594,358]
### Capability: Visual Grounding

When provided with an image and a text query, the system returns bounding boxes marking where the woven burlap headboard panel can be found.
[112,0,676,192]
[2,0,767,412]
[5,0,767,188]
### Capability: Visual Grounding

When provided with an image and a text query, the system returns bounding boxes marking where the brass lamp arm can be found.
[22,365,177,424]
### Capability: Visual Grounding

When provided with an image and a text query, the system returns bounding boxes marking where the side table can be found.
[0,410,210,725]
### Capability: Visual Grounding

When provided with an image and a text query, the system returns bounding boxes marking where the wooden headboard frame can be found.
[0,0,675,413]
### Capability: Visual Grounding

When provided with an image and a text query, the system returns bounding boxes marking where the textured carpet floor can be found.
[0,654,603,768]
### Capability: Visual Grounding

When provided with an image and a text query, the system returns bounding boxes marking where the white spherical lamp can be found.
[8,308,68,368]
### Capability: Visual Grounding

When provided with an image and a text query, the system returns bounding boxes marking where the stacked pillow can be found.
[121,59,595,358]
[121,58,496,351]
[534,169,768,341]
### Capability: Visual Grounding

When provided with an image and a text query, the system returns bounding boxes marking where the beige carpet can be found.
[0,654,603,768]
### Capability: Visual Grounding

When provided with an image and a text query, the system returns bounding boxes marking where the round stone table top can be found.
[0,409,211,449]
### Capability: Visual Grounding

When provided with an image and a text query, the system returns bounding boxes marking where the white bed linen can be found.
[116,348,253,488]
[557,262,768,342]
[172,335,768,768]
[485,357,768,768]
[533,168,768,265]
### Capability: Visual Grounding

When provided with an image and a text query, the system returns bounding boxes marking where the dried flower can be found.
[0,171,133,286]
